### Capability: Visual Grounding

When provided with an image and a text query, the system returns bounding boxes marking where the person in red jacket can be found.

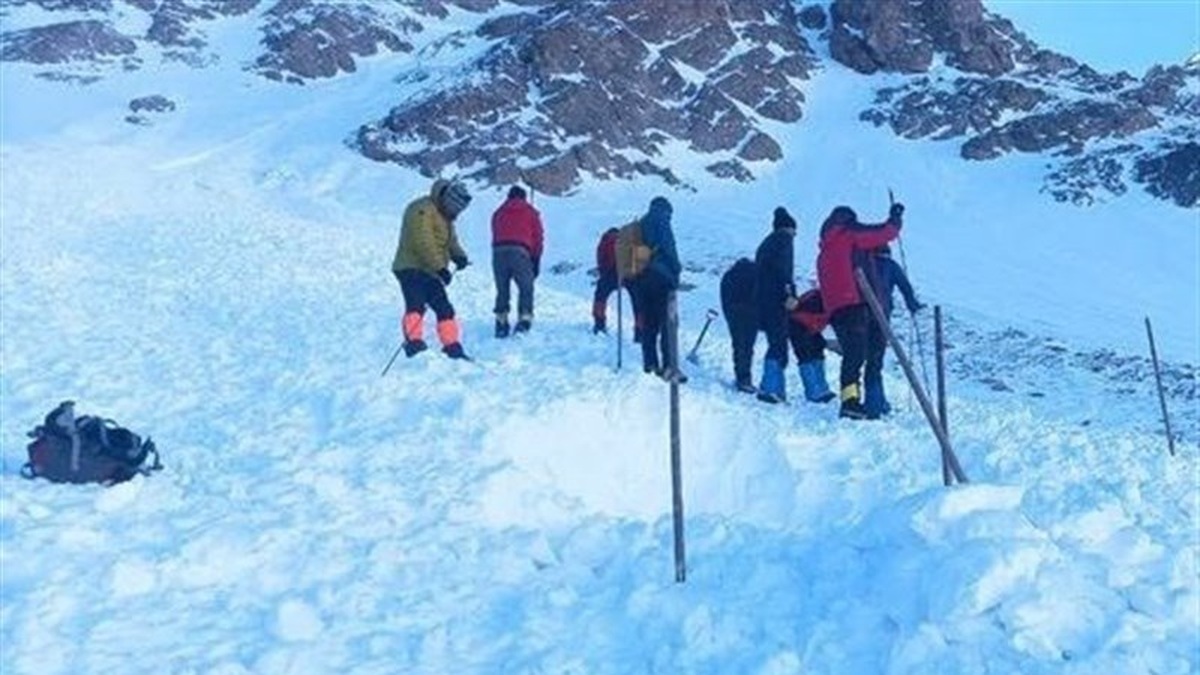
[592,227,641,338]
[491,186,544,337]
[788,288,836,403]
[816,202,903,419]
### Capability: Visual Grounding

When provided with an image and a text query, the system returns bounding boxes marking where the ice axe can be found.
[685,308,720,365]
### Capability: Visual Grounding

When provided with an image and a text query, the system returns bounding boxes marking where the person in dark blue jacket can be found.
[863,244,923,417]
[753,207,797,403]
[720,258,758,393]
[635,196,685,381]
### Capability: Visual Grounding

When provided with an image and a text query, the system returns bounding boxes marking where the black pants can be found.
[789,322,826,363]
[722,302,757,385]
[492,245,535,318]
[759,302,789,368]
[636,271,675,373]
[396,269,454,320]
[829,304,870,389]
[593,271,640,326]
[864,315,887,386]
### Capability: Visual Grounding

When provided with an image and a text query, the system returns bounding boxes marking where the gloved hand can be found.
[532,256,541,279]
[451,254,469,271]
[437,268,452,286]
[784,296,799,311]
[889,202,905,221]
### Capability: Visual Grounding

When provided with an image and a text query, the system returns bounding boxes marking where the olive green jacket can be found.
[392,195,467,275]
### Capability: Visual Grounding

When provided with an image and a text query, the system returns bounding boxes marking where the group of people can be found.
[390,177,922,420]
[717,203,922,419]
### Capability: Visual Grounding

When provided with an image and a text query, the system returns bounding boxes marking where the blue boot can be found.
[756,359,786,404]
[863,376,890,419]
[798,360,835,403]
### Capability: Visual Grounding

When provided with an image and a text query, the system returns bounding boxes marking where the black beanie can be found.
[507,185,527,200]
[773,207,796,231]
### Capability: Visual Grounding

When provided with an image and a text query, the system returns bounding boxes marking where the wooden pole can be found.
[1144,317,1176,456]
[667,291,686,582]
[855,269,967,485]
[934,305,950,486]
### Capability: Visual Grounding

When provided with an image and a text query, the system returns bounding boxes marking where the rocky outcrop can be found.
[357,0,816,195]
[0,19,135,65]
[254,1,418,83]
[1134,142,1200,208]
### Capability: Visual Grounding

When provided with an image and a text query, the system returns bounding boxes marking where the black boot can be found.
[592,318,607,335]
[514,317,532,334]
[495,319,510,338]
[442,343,470,360]
[403,339,427,358]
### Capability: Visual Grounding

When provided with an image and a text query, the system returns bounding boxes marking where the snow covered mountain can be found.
[1,1,1197,674]
[2,0,1197,204]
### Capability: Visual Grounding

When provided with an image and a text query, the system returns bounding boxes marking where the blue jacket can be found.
[641,197,681,289]
[867,254,919,317]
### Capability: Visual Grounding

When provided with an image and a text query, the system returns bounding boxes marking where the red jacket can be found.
[491,198,544,259]
[790,289,828,334]
[816,211,900,315]
[596,228,618,273]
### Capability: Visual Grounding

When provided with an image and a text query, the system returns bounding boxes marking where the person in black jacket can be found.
[720,258,758,394]
[754,207,797,403]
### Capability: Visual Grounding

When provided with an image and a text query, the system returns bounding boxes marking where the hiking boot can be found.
[514,318,532,334]
[592,319,607,335]
[403,339,428,358]
[495,319,510,338]
[839,398,869,420]
[442,343,470,360]
[735,380,757,395]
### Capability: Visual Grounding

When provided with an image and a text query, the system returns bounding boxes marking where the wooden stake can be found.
[935,306,950,486]
[667,291,686,582]
[855,269,967,485]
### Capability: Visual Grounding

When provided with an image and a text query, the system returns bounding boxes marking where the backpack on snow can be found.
[615,219,652,281]
[22,401,161,485]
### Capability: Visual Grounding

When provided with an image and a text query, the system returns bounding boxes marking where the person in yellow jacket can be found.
[392,178,473,360]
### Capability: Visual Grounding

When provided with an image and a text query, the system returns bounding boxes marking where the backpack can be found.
[615,219,651,281]
[21,401,162,485]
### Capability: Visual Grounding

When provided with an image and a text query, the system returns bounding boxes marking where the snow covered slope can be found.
[1,1,1196,673]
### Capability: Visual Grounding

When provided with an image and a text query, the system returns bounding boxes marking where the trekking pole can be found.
[889,187,933,394]
[1145,317,1176,456]
[666,291,687,582]
[381,341,404,377]
[685,308,719,365]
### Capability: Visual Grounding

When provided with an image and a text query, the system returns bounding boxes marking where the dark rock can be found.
[739,132,782,162]
[1133,142,1200,208]
[255,1,417,81]
[962,100,1157,160]
[129,94,176,113]
[1,19,135,64]
[798,5,827,30]
[706,161,753,182]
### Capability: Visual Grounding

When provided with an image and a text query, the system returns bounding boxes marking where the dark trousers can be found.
[864,315,887,386]
[829,304,870,389]
[789,322,826,363]
[492,245,535,318]
[636,272,675,372]
[593,271,641,327]
[396,269,454,321]
[722,302,757,385]
[759,303,789,368]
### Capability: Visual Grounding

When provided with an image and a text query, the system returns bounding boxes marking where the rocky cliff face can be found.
[357,0,817,194]
[837,0,1198,207]
[0,0,1195,207]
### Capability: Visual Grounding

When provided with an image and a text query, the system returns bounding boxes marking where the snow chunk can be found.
[274,598,324,642]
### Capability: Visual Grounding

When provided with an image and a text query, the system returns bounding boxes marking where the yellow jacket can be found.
[392,189,467,275]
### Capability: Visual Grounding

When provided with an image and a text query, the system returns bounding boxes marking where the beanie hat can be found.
[507,185,527,200]
[773,207,797,231]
